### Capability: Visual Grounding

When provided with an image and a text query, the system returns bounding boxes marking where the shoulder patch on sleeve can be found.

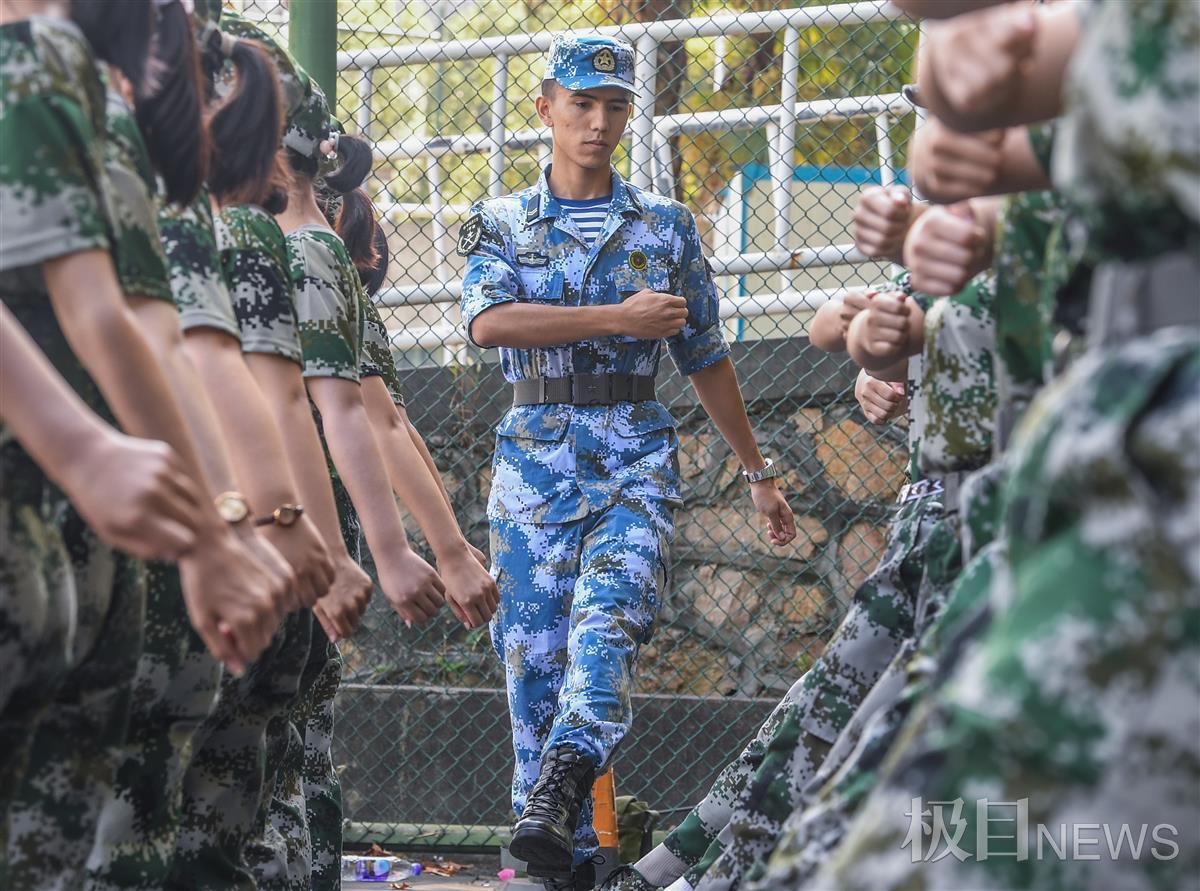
[456,213,484,257]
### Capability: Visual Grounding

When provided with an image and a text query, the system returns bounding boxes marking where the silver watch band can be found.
[743,458,781,484]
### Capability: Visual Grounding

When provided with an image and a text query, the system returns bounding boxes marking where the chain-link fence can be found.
[241,0,917,850]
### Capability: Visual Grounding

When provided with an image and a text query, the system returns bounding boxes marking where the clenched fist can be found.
[903,203,990,297]
[854,291,912,360]
[853,186,913,262]
[619,290,688,340]
[855,369,907,425]
[920,4,1037,132]
[838,288,873,337]
[910,119,1006,204]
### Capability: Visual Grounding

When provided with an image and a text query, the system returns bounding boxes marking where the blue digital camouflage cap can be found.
[543,34,641,96]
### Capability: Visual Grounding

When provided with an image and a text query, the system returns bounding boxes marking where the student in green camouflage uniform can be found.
[608,272,967,891]
[275,66,454,884]
[3,5,282,888]
[169,196,314,890]
[159,22,316,890]
[0,12,151,890]
[0,16,115,848]
[669,269,995,891]
[91,6,336,886]
[745,117,1085,890]
[807,2,1199,888]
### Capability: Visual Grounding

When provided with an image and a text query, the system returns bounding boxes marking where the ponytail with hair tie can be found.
[205,36,289,212]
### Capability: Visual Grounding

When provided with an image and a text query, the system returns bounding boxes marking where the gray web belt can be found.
[513,373,657,406]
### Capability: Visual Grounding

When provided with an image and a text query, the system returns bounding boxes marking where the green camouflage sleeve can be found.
[102,85,171,304]
[1053,0,1200,257]
[158,189,241,339]
[0,21,110,273]
[288,229,361,382]
[914,273,997,476]
[1025,122,1056,179]
[218,206,302,363]
[359,292,404,405]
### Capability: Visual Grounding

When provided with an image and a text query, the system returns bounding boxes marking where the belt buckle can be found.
[575,375,607,405]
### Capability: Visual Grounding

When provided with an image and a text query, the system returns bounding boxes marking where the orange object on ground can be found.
[592,769,619,849]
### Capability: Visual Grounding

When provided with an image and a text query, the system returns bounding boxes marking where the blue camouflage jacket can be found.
[460,166,729,524]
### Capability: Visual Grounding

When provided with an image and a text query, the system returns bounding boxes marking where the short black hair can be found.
[540,79,559,98]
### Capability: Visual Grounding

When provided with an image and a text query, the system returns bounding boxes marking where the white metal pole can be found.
[630,33,658,189]
[770,25,800,294]
[428,156,448,282]
[874,113,895,188]
[356,67,374,137]
[488,55,509,198]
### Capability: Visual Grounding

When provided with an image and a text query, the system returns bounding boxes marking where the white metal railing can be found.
[338,2,913,353]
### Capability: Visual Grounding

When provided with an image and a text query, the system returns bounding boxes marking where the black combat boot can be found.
[510,746,596,877]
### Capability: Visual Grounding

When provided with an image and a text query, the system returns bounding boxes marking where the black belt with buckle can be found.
[513,373,657,406]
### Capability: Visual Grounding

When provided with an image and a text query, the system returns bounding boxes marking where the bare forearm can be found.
[132,301,240,498]
[688,357,767,472]
[809,301,848,353]
[317,395,413,557]
[363,377,469,560]
[402,409,454,509]
[245,354,349,557]
[184,332,298,514]
[919,5,1080,131]
[0,304,110,479]
[996,127,1053,193]
[866,358,909,384]
[471,302,622,349]
[45,259,224,536]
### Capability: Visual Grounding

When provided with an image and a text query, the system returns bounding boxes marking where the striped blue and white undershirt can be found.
[557,195,611,246]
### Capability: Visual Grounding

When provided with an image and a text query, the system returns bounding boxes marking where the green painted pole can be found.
[289,0,338,106]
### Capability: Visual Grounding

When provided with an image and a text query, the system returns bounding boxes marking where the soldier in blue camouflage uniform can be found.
[460,34,795,891]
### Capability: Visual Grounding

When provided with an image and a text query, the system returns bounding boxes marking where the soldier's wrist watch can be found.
[743,458,782,484]
[214,491,251,525]
[254,503,305,528]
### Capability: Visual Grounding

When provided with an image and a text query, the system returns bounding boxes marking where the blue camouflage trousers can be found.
[490,495,675,864]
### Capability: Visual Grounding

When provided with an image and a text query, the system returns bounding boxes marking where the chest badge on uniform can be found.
[517,252,549,268]
[456,214,483,257]
[593,48,617,73]
[629,250,648,272]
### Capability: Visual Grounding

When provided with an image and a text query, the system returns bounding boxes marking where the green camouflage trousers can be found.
[244,608,315,890]
[251,478,354,890]
[748,464,1007,890]
[611,494,944,891]
[85,563,222,891]
[296,628,344,891]
[691,489,965,891]
[6,511,146,891]
[0,447,73,832]
[167,607,312,891]
[0,447,75,889]
[812,332,1200,891]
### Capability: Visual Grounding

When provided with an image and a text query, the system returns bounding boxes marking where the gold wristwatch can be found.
[214,491,251,524]
[255,504,304,528]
